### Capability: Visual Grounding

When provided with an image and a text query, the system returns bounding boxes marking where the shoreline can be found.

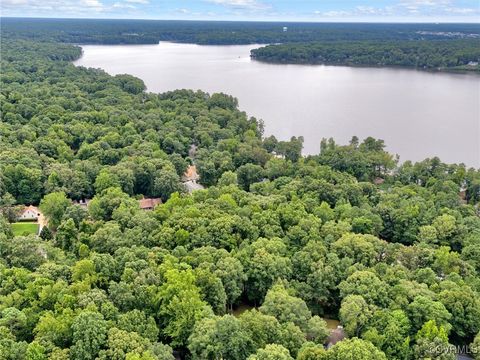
[70,40,479,75]
[250,55,480,74]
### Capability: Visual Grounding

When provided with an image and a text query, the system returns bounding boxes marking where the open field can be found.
[11,222,39,236]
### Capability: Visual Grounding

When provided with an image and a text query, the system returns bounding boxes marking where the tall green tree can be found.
[247,344,293,360]
[327,338,387,360]
[413,320,455,360]
[188,315,253,360]
[39,192,70,229]
[70,311,108,360]
[260,283,311,330]
[156,267,212,347]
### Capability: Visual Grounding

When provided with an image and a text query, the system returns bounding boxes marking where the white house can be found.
[19,205,41,221]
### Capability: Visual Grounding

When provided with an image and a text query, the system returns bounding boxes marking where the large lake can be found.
[74,42,480,167]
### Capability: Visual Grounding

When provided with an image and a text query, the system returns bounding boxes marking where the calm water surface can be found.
[74,42,480,167]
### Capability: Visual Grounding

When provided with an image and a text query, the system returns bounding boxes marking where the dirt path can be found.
[38,211,47,232]
[30,206,47,234]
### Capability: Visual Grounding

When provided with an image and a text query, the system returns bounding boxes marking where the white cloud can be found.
[83,0,104,9]
[1,0,105,13]
[316,10,351,17]
[397,0,480,16]
[205,0,270,10]
[313,0,479,19]
[125,0,149,4]
[1,0,478,21]
[1,0,151,16]
[314,5,394,18]
[356,6,381,14]
[445,7,477,14]
[112,2,136,9]
[3,0,29,4]
[399,0,451,6]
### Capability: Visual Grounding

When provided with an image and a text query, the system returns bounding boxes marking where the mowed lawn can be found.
[11,222,39,236]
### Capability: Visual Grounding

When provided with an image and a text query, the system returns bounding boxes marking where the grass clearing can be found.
[11,222,39,236]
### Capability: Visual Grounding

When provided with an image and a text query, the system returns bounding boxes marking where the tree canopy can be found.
[1,21,480,360]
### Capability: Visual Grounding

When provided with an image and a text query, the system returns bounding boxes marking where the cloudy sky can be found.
[1,0,479,22]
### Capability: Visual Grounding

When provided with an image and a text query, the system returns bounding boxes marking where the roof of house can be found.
[184,180,205,193]
[374,177,385,185]
[73,199,91,206]
[183,165,200,181]
[139,198,162,209]
[22,205,40,214]
[327,326,346,347]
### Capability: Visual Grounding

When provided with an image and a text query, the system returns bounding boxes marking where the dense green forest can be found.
[2,18,479,45]
[1,24,480,360]
[3,18,479,71]
[251,40,480,71]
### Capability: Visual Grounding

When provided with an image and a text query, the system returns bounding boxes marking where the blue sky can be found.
[1,0,479,22]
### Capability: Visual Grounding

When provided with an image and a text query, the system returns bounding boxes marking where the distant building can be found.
[19,205,41,221]
[73,199,91,208]
[283,26,288,32]
[182,165,200,182]
[467,61,478,66]
[182,165,204,193]
[18,205,46,234]
[459,185,468,204]
[327,326,345,349]
[188,144,198,159]
[139,198,162,210]
[184,180,204,193]
[374,177,385,185]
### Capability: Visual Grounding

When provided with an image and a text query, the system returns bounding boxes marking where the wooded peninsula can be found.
[251,40,480,71]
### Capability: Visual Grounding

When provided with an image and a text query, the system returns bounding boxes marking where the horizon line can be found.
[2,16,480,24]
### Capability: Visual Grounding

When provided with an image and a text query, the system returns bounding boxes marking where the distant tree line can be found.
[2,18,479,45]
[251,40,480,71]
